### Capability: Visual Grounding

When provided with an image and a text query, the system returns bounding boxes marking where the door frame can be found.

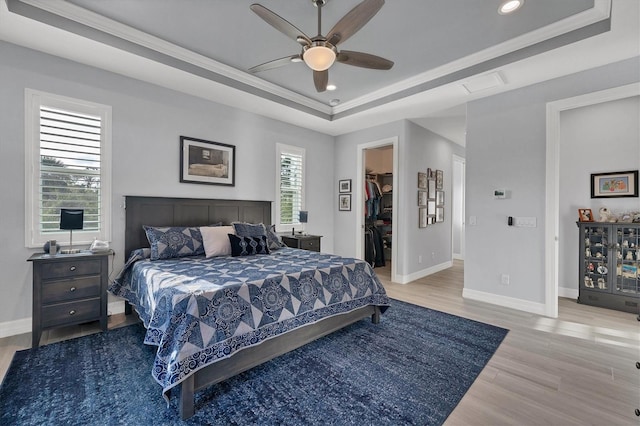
[544,82,639,318]
[452,154,465,260]
[356,136,399,283]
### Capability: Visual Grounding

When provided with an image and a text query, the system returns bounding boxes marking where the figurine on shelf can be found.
[626,251,635,260]
[623,240,629,248]
[598,207,617,222]
[586,248,591,258]
[597,278,606,289]
[585,238,590,246]
[584,276,594,288]
[617,251,623,260]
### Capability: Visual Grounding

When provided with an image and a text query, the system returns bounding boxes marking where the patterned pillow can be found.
[232,222,267,238]
[228,234,270,257]
[265,224,285,250]
[143,226,205,260]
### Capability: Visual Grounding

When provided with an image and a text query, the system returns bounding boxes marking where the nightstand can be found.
[28,251,111,348]
[281,234,322,252]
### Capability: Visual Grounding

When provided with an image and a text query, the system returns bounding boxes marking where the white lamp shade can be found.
[303,46,336,71]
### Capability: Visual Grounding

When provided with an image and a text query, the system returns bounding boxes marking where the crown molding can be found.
[12,0,611,118]
[19,0,332,115]
[333,0,611,114]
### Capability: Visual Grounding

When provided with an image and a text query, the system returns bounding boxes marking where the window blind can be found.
[39,106,102,233]
[279,150,304,225]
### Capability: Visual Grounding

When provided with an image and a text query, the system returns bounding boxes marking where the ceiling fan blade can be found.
[336,50,393,70]
[250,4,311,46]
[249,55,302,73]
[313,70,328,92]
[326,0,384,46]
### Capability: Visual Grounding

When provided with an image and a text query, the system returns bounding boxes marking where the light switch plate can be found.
[514,217,536,227]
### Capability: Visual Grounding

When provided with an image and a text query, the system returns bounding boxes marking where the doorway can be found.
[356,137,399,283]
[452,155,465,260]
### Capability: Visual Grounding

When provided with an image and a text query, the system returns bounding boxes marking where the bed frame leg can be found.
[180,375,195,420]
[371,306,381,324]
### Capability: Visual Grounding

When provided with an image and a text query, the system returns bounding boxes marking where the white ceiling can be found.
[1,0,638,138]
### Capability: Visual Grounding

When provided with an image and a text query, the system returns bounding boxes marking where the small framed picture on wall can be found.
[339,179,352,193]
[339,194,352,211]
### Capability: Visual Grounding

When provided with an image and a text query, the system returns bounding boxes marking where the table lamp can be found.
[59,208,84,254]
[299,211,308,235]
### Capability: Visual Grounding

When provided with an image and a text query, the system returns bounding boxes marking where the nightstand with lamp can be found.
[28,208,111,347]
[282,210,322,252]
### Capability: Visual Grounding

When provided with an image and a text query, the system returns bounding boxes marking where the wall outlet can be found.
[418,255,422,264]
[500,274,510,285]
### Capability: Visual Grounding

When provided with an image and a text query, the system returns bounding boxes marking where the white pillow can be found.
[200,226,235,257]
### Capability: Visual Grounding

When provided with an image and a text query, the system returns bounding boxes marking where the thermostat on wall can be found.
[493,189,507,199]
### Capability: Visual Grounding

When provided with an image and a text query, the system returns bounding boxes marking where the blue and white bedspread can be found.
[109,247,389,396]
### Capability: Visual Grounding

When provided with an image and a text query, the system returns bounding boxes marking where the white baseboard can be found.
[0,300,127,339]
[397,261,453,284]
[558,287,578,299]
[462,288,547,316]
[108,300,125,315]
[453,253,464,260]
[0,317,31,339]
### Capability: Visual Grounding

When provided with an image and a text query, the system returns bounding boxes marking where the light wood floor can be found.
[1,260,638,425]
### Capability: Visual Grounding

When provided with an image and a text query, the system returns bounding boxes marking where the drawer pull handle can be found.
[69,287,76,292]
[70,266,76,271]
[69,310,76,316]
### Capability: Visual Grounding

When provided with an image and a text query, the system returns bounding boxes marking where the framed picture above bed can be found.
[180,136,235,186]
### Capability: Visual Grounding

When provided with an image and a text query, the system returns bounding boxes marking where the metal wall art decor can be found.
[418,172,428,189]
[419,207,428,228]
[436,169,443,190]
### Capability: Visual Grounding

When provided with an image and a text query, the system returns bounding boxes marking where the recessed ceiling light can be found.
[498,0,524,15]
[329,99,340,106]
[326,84,337,91]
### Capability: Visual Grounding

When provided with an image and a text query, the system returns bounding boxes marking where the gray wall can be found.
[334,119,464,280]
[559,96,640,292]
[0,41,335,327]
[465,57,639,305]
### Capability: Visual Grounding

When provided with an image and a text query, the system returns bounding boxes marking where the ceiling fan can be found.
[249,0,394,93]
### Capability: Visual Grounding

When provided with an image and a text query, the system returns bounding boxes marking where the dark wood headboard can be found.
[125,196,271,258]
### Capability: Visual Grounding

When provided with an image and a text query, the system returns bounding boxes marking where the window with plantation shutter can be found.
[276,144,305,231]
[25,89,112,248]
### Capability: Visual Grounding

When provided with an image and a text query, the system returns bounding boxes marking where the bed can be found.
[110,196,390,419]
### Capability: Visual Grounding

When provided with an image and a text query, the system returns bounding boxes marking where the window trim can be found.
[275,143,305,232]
[24,89,112,248]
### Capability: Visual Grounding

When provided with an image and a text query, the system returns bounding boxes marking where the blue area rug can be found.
[0,300,507,425]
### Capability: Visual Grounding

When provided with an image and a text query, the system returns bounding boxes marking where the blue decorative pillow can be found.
[265,224,285,250]
[228,234,270,257]
[143,226,204,260]
[232,222,267,238]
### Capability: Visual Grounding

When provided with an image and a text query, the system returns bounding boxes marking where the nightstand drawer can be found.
[41,298,101,327]
[42,276,101,304]
[300,239,320,252]
[40,259,102,279]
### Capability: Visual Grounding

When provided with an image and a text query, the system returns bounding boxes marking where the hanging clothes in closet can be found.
[364,178,383,219]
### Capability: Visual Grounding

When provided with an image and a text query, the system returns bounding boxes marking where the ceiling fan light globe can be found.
[303,46,336,71]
